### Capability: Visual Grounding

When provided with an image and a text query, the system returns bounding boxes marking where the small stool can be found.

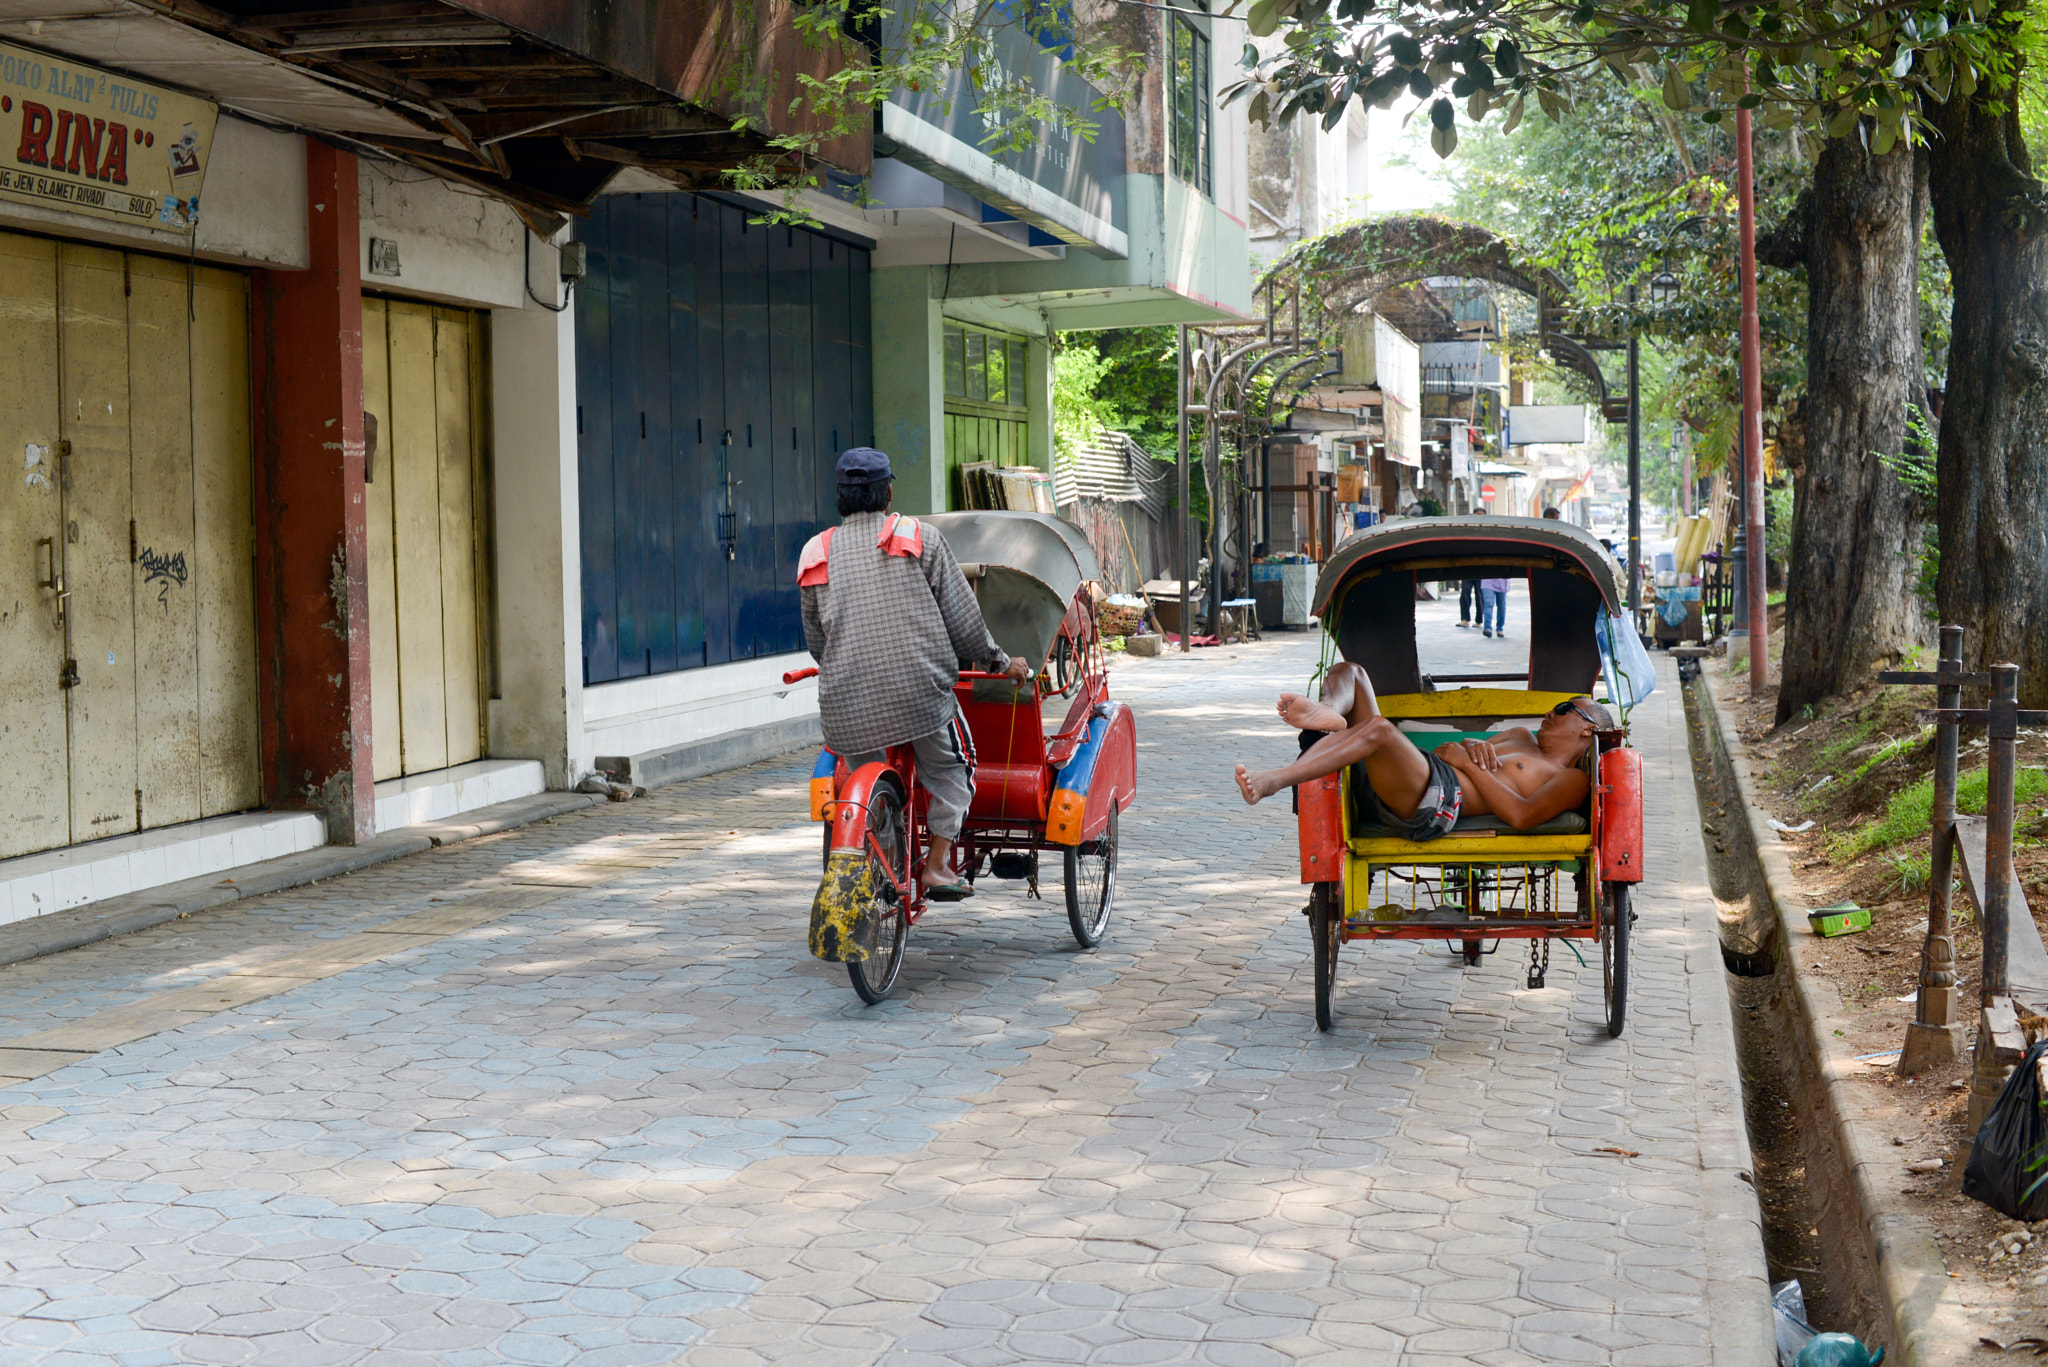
[1218,597,1260,644]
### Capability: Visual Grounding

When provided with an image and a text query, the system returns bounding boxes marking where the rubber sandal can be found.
[924,880,976,902]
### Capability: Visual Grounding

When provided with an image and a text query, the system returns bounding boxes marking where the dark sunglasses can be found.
[1551,698,1598,725]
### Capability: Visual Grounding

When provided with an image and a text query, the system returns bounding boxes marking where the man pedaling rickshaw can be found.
[798,447,1033,901]
[1233,661,1613,837]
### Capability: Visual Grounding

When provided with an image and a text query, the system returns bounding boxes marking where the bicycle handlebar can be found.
[781,667,819,684]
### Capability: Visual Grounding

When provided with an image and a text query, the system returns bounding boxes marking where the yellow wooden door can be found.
[362,298,488,780]
[363,297,402,783]
[0,235,69,859]
[128,255,202,829]
[0,231,258,861]
[59,243,141,843]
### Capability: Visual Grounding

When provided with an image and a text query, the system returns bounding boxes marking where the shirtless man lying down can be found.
[1234,661,1613,839]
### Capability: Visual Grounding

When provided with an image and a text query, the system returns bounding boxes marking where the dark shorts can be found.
[1360,747,1464,841]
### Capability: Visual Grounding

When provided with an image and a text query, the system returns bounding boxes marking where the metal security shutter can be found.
[575,193,871,685]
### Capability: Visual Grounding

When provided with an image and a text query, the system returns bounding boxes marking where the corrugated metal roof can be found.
[1054,431,1168,521]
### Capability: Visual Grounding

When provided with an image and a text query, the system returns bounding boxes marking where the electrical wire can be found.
[524,232,572,313]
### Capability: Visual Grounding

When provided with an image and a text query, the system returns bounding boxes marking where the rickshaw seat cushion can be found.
[1347,810,1590,840]
[1392,728,1503,749]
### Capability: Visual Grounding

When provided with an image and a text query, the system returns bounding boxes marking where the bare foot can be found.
[1235,764,1273,806]
[1278,692,1347,732]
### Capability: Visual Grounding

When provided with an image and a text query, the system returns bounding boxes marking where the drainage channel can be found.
[1681,670,1891,1351]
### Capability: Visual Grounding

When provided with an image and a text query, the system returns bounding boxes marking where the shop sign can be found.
[0,41,217,234]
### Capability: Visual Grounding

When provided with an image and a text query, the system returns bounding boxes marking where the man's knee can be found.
[1356,715,1400,751]
[1320,660,1367,701]
[913,735,973,840]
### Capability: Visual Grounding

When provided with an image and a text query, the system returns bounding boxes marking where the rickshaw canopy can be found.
[1314,515,1638,701]
[923,511,1099,669]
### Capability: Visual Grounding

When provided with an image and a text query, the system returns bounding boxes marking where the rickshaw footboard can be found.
[1343,918,1598,942]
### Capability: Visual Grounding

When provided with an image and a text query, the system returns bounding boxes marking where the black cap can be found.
[835,447,893,485]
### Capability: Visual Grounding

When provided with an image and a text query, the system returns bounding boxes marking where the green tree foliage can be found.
[1052,339,1123,465]
[1047,326,1184,458]
[1226,0,2022,158]
[1091,326,1182,455]
[1050,326,1200,513]
[1429,70,1806,472]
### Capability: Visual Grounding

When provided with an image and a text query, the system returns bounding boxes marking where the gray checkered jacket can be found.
[800,511,1011,756]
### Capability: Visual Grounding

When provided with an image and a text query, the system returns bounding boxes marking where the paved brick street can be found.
[0,618,1767,1367]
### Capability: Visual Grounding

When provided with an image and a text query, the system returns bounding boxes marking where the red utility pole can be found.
[1736,105,1768,693]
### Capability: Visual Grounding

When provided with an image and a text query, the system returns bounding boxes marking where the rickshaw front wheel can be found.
[847,778,911,1004]
[1064,806,1118,948]
[1601,882,1631,1037]
[1309,883,1340,1032]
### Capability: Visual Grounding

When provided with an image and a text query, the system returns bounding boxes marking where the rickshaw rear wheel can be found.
[1309,883,1340,1032]
[847,778,910,1005]
[1064,806,1118,948]
[1601,882,1630,1037]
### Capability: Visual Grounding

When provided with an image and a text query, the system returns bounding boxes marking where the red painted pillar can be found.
[250,141,373,844]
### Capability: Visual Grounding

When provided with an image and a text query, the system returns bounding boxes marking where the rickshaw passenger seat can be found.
[1342,746,1594,839]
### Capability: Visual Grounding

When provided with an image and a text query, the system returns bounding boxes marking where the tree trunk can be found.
[1762,134,1927,725]
[1927,71,2048,706]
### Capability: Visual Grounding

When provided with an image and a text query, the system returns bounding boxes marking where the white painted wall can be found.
[359,157,524,310]
[1313,104,1368,229]
[1211,58,1250,234]
[486,235,584,788]
[578,653,820,775]
[0,113,307,268]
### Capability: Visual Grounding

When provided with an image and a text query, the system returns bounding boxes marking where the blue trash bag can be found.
[1795,1333,1884,1367]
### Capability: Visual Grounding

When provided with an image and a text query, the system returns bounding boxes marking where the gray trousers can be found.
[843,712,977,841]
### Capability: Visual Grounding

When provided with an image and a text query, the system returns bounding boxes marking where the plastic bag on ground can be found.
[1773,1279,1816,1367]
[1795,1333,1883,1367]
[1962,1039,2048,1220]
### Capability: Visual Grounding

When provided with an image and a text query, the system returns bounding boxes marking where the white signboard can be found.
[1507,404,1588,446]
[1449,422,1471,479]
[0,40,217,233]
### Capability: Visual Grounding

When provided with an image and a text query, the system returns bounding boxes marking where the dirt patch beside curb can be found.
[1691,663,1999,1366]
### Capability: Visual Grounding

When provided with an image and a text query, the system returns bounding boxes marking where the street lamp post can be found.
[1177,324,1191,654]
[1625,285,1642,619]
[1626,271,1679,626]
[1736,104,1769,692]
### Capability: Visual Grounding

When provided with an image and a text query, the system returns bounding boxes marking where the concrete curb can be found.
[1696,666,1969,1366]
[0,791,603,972]
[1657,662,1778,1367]
[598,716,823,792]
[408,790,603,846]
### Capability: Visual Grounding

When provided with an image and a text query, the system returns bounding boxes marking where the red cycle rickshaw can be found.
[787,512,1138,1003]
[1295,516,1648,1035]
